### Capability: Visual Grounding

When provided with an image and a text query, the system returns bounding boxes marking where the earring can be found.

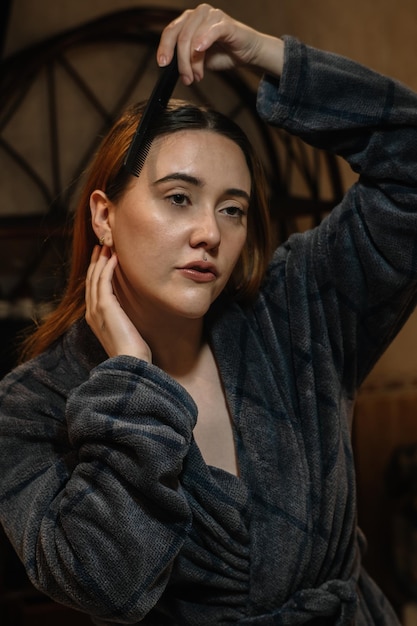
[99,236,105,246]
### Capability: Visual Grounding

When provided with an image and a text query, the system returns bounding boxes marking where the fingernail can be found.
[158,55,168,67]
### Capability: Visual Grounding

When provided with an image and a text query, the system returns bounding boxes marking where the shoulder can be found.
[0,318,105,411]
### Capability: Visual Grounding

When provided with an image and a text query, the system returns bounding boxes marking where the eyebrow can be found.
[152,172,250,203]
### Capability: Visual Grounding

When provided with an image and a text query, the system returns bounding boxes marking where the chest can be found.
[193,383,238,476]
[178,362,239,476]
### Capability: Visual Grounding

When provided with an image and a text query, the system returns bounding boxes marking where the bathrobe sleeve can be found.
[257,35,417,393]
[0,343,196,622]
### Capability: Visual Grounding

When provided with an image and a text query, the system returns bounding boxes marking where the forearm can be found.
[251,32,284,78]
[258,35,417,172]
[257,34,417,252]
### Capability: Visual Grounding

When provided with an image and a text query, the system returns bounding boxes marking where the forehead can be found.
[144,129,251,188]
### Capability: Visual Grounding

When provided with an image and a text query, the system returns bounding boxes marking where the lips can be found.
[177,260,218,282]
[181,261,218,275]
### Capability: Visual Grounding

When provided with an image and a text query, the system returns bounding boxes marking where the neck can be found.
[150,317,206,378]
[125,300,207,378]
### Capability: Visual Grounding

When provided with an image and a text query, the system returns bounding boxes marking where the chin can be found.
[170,287,222,317]
[177,305,211,320]
[170,298,215,320]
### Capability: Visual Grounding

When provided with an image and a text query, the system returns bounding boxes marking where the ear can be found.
[90,189,114,247]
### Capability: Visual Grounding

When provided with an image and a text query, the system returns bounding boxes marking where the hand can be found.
[157,3,284,85]
[85,246,152,362]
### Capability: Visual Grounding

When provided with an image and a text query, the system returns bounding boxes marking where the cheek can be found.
[221,233,247,283]
[111,213,156,252]
[112,217,183,275]
[231,231,248,271]
[231,229,248,260]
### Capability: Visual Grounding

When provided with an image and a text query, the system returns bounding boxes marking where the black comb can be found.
[124,49,179,177]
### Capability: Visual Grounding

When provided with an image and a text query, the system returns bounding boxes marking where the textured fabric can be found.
[1,35,417,625]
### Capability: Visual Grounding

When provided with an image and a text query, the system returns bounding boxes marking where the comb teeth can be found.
[124,49,179,178]
[125,136,154,178]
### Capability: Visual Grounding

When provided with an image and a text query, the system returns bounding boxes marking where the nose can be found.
[189,208,221,253]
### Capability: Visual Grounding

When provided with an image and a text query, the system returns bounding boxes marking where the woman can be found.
[1,4,417,624]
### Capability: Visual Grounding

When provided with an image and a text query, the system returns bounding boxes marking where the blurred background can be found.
[1,1,417,624]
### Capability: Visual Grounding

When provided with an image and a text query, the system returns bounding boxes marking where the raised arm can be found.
[256,34,417,389]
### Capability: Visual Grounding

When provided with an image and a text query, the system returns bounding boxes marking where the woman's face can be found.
[96,129,251,326]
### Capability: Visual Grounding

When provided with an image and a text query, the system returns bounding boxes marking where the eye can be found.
[167,193,189,207]
[220,205,246,218]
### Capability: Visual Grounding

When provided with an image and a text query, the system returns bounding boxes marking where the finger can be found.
[86,246,113,316]
[158,17,199,83]
[92,248,117,309]
[87,246,110,294]
[85,245,101,309]
[86,245,101,281]
[157,15,185,67]
[157,6,216,83]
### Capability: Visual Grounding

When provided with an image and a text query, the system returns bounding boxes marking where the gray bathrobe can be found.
[1,35,417,625]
